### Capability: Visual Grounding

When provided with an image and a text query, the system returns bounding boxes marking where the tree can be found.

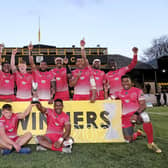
[143,35,168,61]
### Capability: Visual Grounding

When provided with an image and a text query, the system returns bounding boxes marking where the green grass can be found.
[0,107,168,168]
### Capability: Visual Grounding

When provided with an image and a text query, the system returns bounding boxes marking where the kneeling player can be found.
[0,104,33,155]
[115,75,161,153]
[35,99,73,153]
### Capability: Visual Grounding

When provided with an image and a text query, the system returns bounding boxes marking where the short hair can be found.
[121,75,131,81]
[2,104,12,111]
[54,99,63,105]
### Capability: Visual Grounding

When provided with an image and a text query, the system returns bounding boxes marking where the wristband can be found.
[58,137,64,143]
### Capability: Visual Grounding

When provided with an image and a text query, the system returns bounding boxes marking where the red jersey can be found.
[15,71,33,99]
[92,69,106,91]
[72,67,91,95]
[0,113,19,138]
[0,71,15,95]
[106,55,137,96]
[33,70,54,100]
[45,108,69,135]
[117,87,145,115]
[50,67,69,92]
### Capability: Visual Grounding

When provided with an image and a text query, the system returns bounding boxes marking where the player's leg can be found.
[16,132,32,146]
[0,138,13,150]
[139,112,162,153]
[0,138,13,155]
[133,129,146,141]
[36,135,62,152]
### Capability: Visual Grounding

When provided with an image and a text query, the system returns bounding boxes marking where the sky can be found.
[0,0,168,59]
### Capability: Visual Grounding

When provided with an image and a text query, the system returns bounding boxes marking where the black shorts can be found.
[122,127,134,137]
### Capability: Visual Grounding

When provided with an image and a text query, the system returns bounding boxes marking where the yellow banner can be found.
[0,100,125,143]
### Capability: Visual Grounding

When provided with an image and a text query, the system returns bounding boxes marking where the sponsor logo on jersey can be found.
[22,81,26,85]
[41,80,46,84]
[56,77,61,81]
[114,77,119,81]
[5,80,9,83]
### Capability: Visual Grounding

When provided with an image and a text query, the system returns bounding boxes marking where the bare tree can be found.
[143,35,168,62]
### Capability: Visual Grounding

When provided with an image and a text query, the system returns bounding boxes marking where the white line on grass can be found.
[148,112,168,116]
[156,137,168,143]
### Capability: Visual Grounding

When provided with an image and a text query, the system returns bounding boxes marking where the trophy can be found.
[31,81,39,104]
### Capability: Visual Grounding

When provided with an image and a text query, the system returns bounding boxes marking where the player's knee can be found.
[140,112,150,123]
[23,132,32,139]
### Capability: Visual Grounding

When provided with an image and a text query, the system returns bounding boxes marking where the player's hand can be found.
[13,143,21,152]
[63,56,68,65]
[80,38,85,47]
[130,114,138,124]
[54,141,62,148]
[132,47,138,55]
[48,98,53,104]
[76,71,81,78]
[12,48,17,56]
[28,42,33,50]
[90,97,96,103]
[104,83,109,93]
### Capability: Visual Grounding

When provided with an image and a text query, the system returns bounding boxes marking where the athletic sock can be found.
[133,131,142,141]
[143,122,153,144]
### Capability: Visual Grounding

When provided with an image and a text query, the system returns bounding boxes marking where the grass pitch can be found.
[0,107,168,168]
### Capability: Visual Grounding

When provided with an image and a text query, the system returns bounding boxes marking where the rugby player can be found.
[50,57,71,101]
[69,39,96,102]
[35,99,73,153]
[106,47,138,97]
[10,49,33,101]
[28,42,55,102]
[0,44,15,101]
[0,103,33,155]
[116,75,162,153]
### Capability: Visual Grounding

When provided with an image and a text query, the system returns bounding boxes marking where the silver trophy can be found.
[31,81,39,104]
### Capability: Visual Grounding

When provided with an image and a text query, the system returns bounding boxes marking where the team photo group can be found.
[0,39,162,155]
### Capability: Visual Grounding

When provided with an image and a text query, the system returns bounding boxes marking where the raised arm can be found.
[28,42,36,71]
[17,103,34,119]
[80,39,89,67]
[126,47,138,72]
[10,48,18,73]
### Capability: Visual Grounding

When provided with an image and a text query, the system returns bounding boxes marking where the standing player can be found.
[91,59,107,100]
[50,57,71,101]
[0,44,15,101]
[69,39,96,102]
[35,99,73,153]
[28,43,55,103]
[10,49,33,101]
[106,47,138,97]
[116,75,161,153]
[0,103,33,155]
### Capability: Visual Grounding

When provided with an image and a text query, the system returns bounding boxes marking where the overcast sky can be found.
[0,0,168,59]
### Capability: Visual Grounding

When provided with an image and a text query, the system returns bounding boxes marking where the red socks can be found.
[133,131,142,141]
[143,122,153,144]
